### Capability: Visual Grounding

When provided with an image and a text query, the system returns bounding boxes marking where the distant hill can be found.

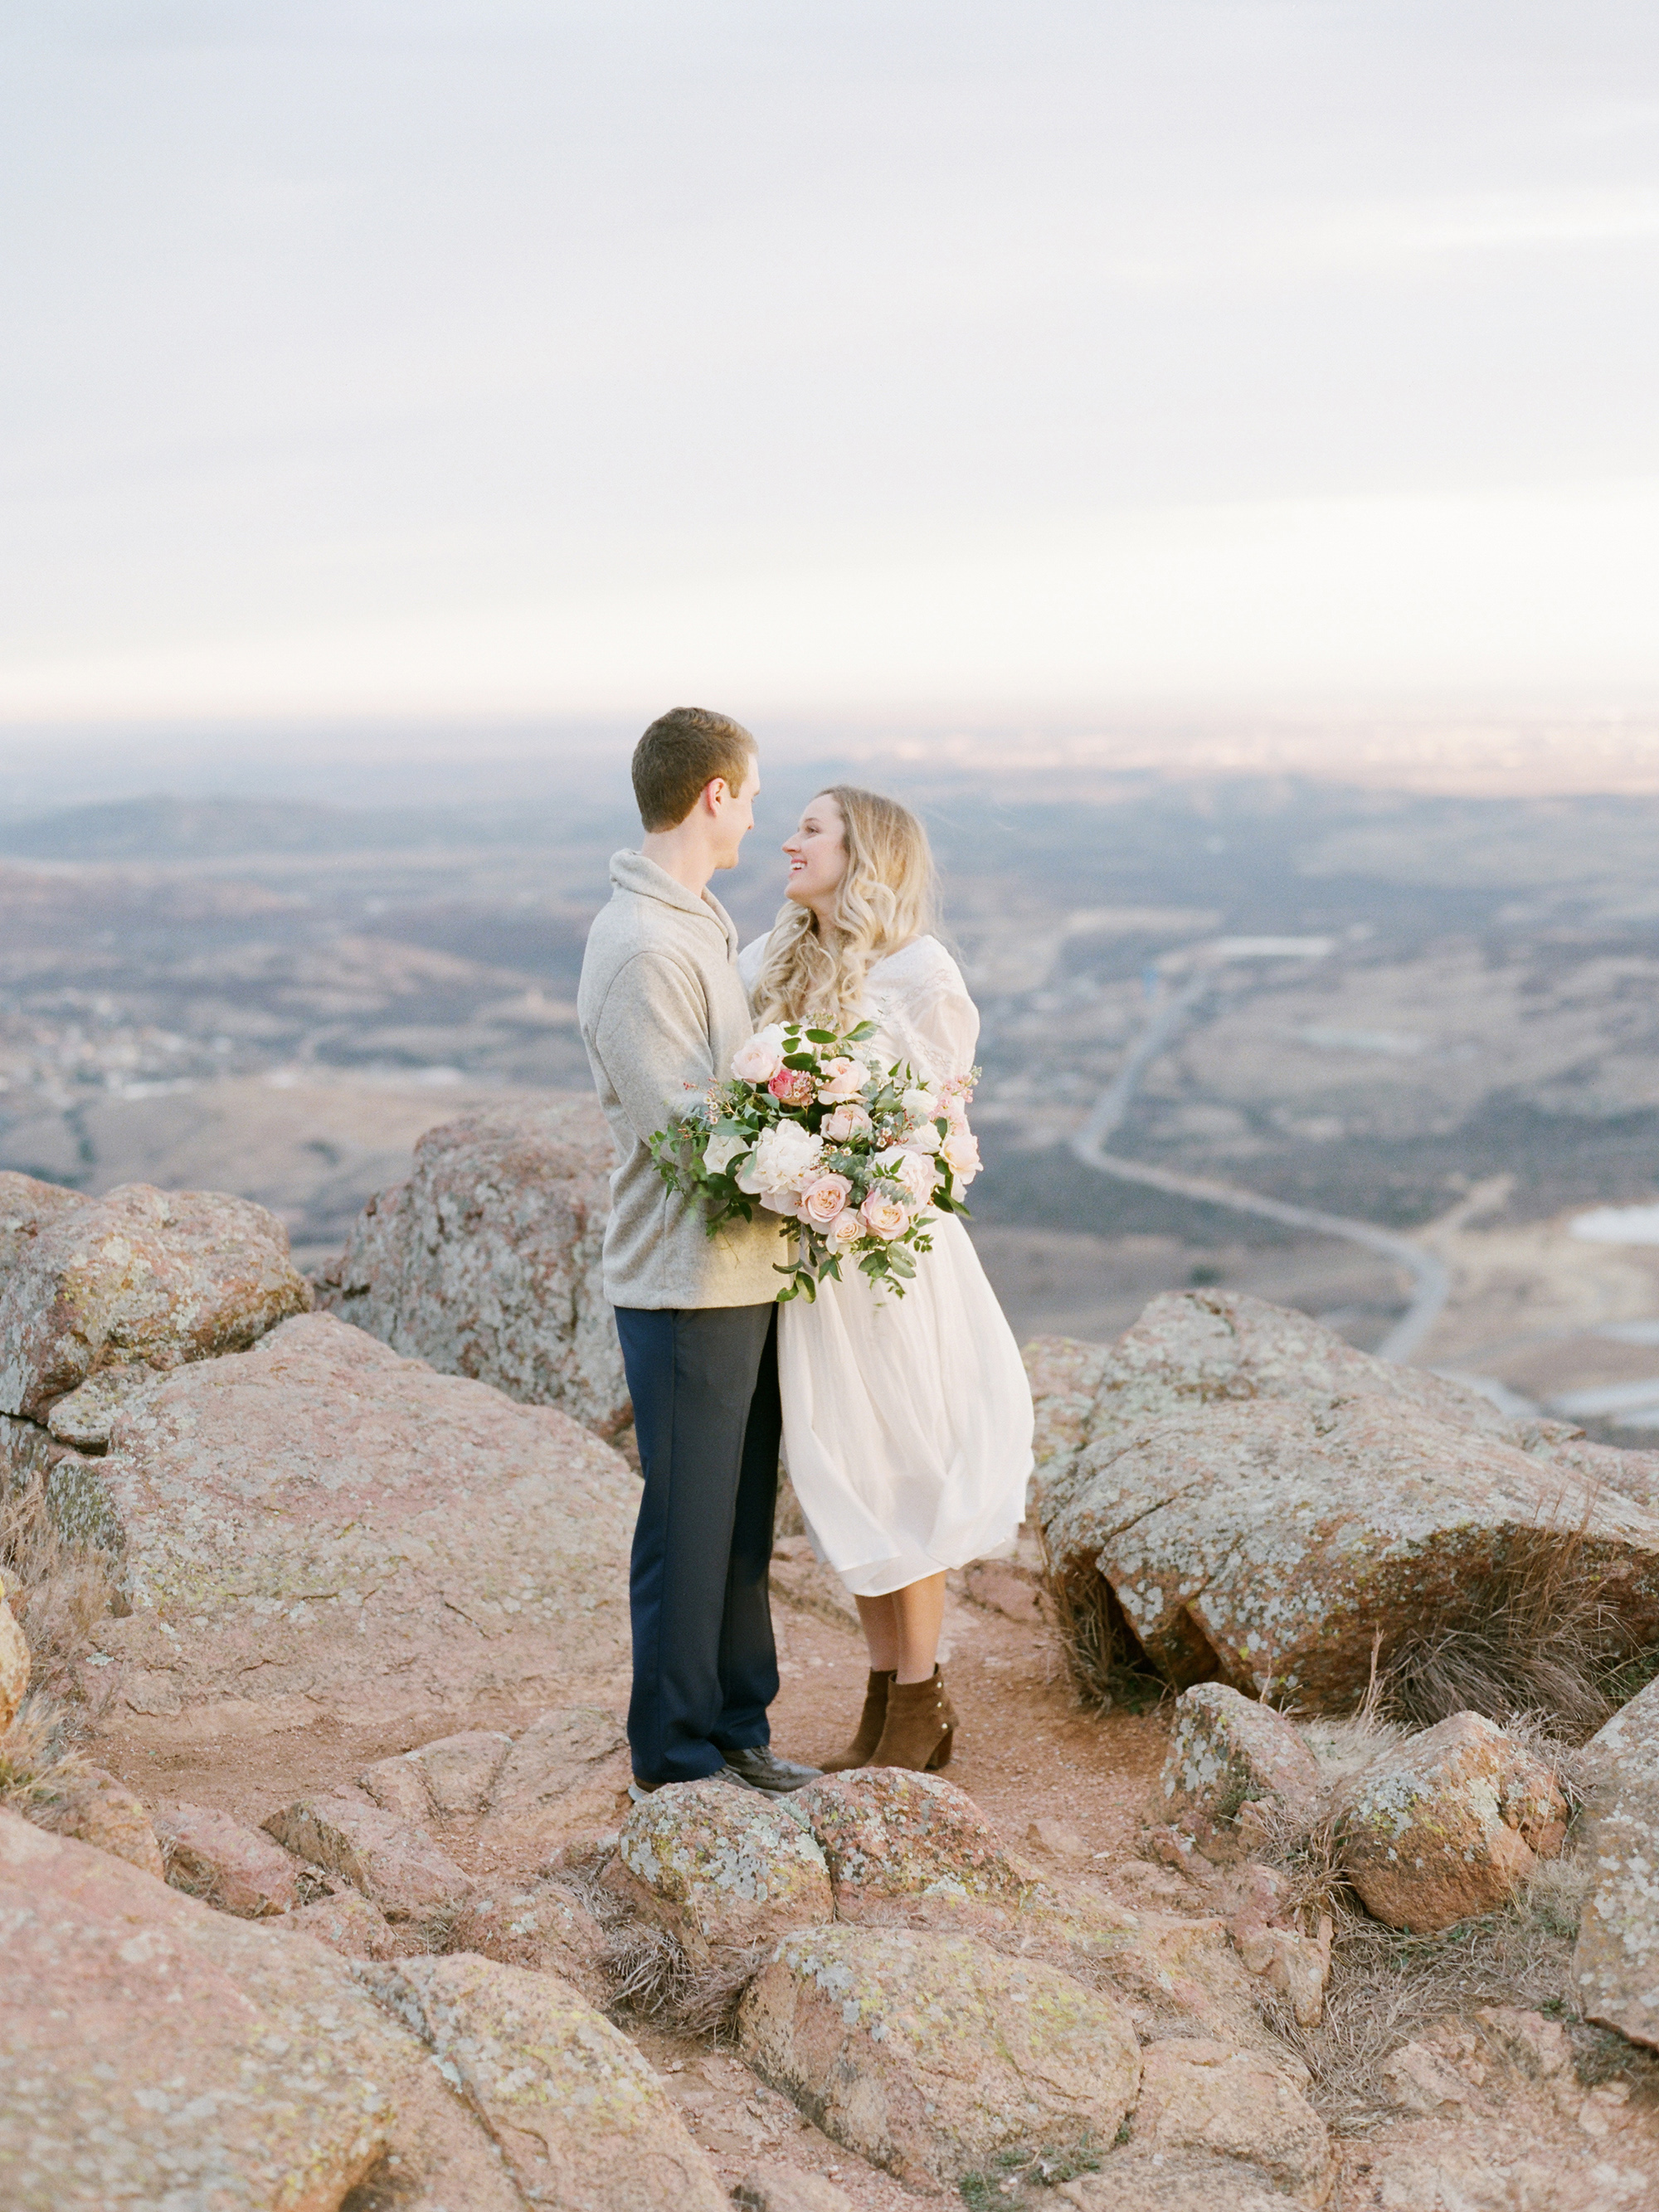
[0,794,532,861]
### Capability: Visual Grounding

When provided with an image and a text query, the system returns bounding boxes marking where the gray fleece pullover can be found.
[577,850,782,1310]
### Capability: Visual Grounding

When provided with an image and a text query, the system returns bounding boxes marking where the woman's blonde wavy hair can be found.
[752,785,939,1031]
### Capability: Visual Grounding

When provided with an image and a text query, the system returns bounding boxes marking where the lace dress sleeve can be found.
[873,941,980,1087]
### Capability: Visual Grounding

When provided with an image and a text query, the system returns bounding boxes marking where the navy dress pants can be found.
[613,1302,781,1786]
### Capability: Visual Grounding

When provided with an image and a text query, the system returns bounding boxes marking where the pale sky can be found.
[4,1,1658,731]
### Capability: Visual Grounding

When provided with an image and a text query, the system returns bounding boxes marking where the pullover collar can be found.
[608,848,739,957]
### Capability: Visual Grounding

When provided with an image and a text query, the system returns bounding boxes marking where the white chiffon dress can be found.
[737,932,1034,1597]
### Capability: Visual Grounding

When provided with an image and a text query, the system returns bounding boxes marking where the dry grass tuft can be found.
[553,1839,771,2039]
[1256,1869,1588,2130]
[0,1688,93,1821]
[1378,1518,1645,1745]
[1039,1535,1167,1715]
[1,1468,117,1701]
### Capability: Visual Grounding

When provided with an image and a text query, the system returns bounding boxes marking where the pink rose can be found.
[796,1172,854,1226]
[941,1128,980,1184]
[860,1189,911,1241]
[821,1101,874,1144]
[815,1057,868,1104]
[825,1208,864,1248]
[893,1150,941,1207]
[731,1027,786,1083]
[767,1066,816,1109]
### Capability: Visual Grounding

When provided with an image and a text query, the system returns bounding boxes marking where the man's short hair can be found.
[631,707,757,832]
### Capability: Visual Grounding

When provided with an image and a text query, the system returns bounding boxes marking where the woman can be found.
[739,786,1034,1772]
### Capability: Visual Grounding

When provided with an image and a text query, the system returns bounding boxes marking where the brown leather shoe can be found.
[819,1669,895,1772]
[869,1666,956,1772]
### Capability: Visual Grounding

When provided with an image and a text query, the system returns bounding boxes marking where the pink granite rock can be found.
[1128,2039,1333,2204]
[80,1310,635,1743]
[360,1950,728,2212]
[36,1762,163,1878]
[1034,1294,1659,1710]
[318,1097,630,1435]
[0,1179,309,1418]
[737,1924,1141,2188]
[1158,1683,1323,1860]
[1045,1389,1659,1710]
[611,1777,833,1963]
[1571,1673,1659,2049]
[0,1807,524,2212]
[155,1800,299,1916]
[1339,1711,1566,1932]
[798,1767,1023,1912]
[264,1791,476,1919]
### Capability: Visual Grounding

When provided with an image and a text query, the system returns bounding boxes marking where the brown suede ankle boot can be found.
[870,1666,956,1772]
[819,1670,895,1772]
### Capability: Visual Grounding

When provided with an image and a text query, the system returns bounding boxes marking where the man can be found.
[577,707,820,1797]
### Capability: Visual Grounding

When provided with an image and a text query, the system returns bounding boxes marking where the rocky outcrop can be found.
[65,1310,634,1741]
[0,1806,523,2212]
[1338,1711,1567,1932]
[265,1791,478,1920]
[1157,1683,1322,1860]
[737,1923,1142,2188]
[35,1762,163,1876]
[1036,1296,1659,1708]
[362,1950,729,2211]
[318,1098,630,1436]
[0,1174,309,1420]
[1572,1674,1659,2049]
[611,1776,834,1964]
[1126,2038,1333,2203]
[800,1766,1024,1913]
[157,1800,302,1915]
[358,1704,629,1858]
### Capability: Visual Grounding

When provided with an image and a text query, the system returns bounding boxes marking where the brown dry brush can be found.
[1376,1515,1653,1745]
[553,1840,769,2039]
[1,1468,115,1817]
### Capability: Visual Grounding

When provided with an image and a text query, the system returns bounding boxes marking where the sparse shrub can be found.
[1038,1534,1166,1714]
[1,1466,117,1701]
[1376,1519,1647,1745]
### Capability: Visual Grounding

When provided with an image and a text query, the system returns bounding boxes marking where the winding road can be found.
[1068,977,1451,1363]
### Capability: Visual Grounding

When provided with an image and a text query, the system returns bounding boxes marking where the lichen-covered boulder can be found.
[1158,1684,1323,1860]
[265,1792,476,1921]
[0,1808,523,2212]
[278,1888,409,1962]
[737,1923,1141,2187]
[318,1098,630,1436]
[1338,1712,1566,1932]
[0,1179,309,1418]
[361,1950,728,2212]
[1034,1295,1659,1710]
[798,1767,1023,1912]
[611,1776,833,1962]
[800,1769,1267,2050]
[65,1310,635,1743]
[1044,1391,1659,1709]
[156,1801,299,1916]
[1127,2039,1334,2203]
[1572,1674,1659,2049]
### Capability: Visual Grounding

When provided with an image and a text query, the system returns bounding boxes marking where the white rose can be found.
[703,1130,750,1178]
[731,1024,787,1084]
[737,1118,824,1198]
[901,1085,941,1122]
[875,1145,938,1208]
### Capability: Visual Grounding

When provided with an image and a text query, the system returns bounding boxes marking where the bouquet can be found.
[649,1018,982,1300]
